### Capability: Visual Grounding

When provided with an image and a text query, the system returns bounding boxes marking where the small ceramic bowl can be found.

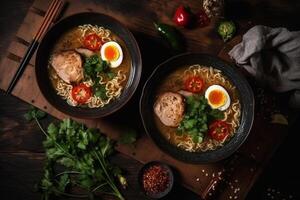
[138,161,174,199]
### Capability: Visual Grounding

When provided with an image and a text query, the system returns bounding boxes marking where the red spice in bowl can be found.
[139,161,174,199]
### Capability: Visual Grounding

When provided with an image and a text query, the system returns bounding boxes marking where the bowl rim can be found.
[139,52,255,163]
[138,161,174,199]
[35,12,142,118]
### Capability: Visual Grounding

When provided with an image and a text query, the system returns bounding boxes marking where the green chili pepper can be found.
[154,22,184,53]
[217,21,236,42]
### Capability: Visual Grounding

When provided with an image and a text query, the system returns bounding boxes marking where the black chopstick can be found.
[5,0,64,95]
[5,40,40,94]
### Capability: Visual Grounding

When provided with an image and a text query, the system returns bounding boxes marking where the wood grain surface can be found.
[0,0,300,199]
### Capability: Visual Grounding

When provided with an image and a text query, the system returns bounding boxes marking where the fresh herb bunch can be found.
[83,55,116,100]
[177,95,224,143]
[33,118,126,200]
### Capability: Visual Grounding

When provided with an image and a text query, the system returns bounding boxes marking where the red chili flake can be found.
[142,164,170,195]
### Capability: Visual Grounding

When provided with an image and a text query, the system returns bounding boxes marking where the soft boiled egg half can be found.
[100,41,123,68]
[205,85,231,111]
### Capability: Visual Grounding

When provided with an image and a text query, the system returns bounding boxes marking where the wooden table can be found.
[0,0,300,200]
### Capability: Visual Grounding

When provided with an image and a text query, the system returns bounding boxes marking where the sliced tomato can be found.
[209,120,230,142]
[83,33,102,51]
[71,83,92,104]
[184,76,204,93]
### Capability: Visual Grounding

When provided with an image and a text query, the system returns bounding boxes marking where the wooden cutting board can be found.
[0,0,288,199]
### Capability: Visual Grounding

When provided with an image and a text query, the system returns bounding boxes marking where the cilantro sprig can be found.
[26,107,126,200]
[24,106,47,121]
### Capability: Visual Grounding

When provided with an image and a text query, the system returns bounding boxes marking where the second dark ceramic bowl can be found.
[140,53,254,163]
[35,12,142,118]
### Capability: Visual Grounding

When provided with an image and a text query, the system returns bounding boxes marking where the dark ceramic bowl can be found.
[140,53,254,163]
[35,12,142,118]
[138,161,174,199]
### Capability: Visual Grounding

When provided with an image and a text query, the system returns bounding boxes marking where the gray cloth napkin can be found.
[229,25,300,108]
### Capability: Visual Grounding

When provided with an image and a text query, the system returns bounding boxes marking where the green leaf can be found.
[57,174,70,192]
[24,106,47,121]
[93,85,107,99]
[84,55,109,78]
[119,129,137,145]
[95,63,103,72]
[183,119,197,129]
[47,123,58,136]
[192,135,203,143]
[36,110,47,119]
[46,147,64,160]
[24,112,33,121]
[78,175,94,189]
[107,72,116,79]
[99,137,113,157]
[58,157,74,167]
[77,142,86,150]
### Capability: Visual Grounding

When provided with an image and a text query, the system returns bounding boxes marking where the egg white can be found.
[205,85,231,111]
[100,41,123,68]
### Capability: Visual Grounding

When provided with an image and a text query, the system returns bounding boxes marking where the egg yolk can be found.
[208,90,226,107]
[104,45,119,61]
